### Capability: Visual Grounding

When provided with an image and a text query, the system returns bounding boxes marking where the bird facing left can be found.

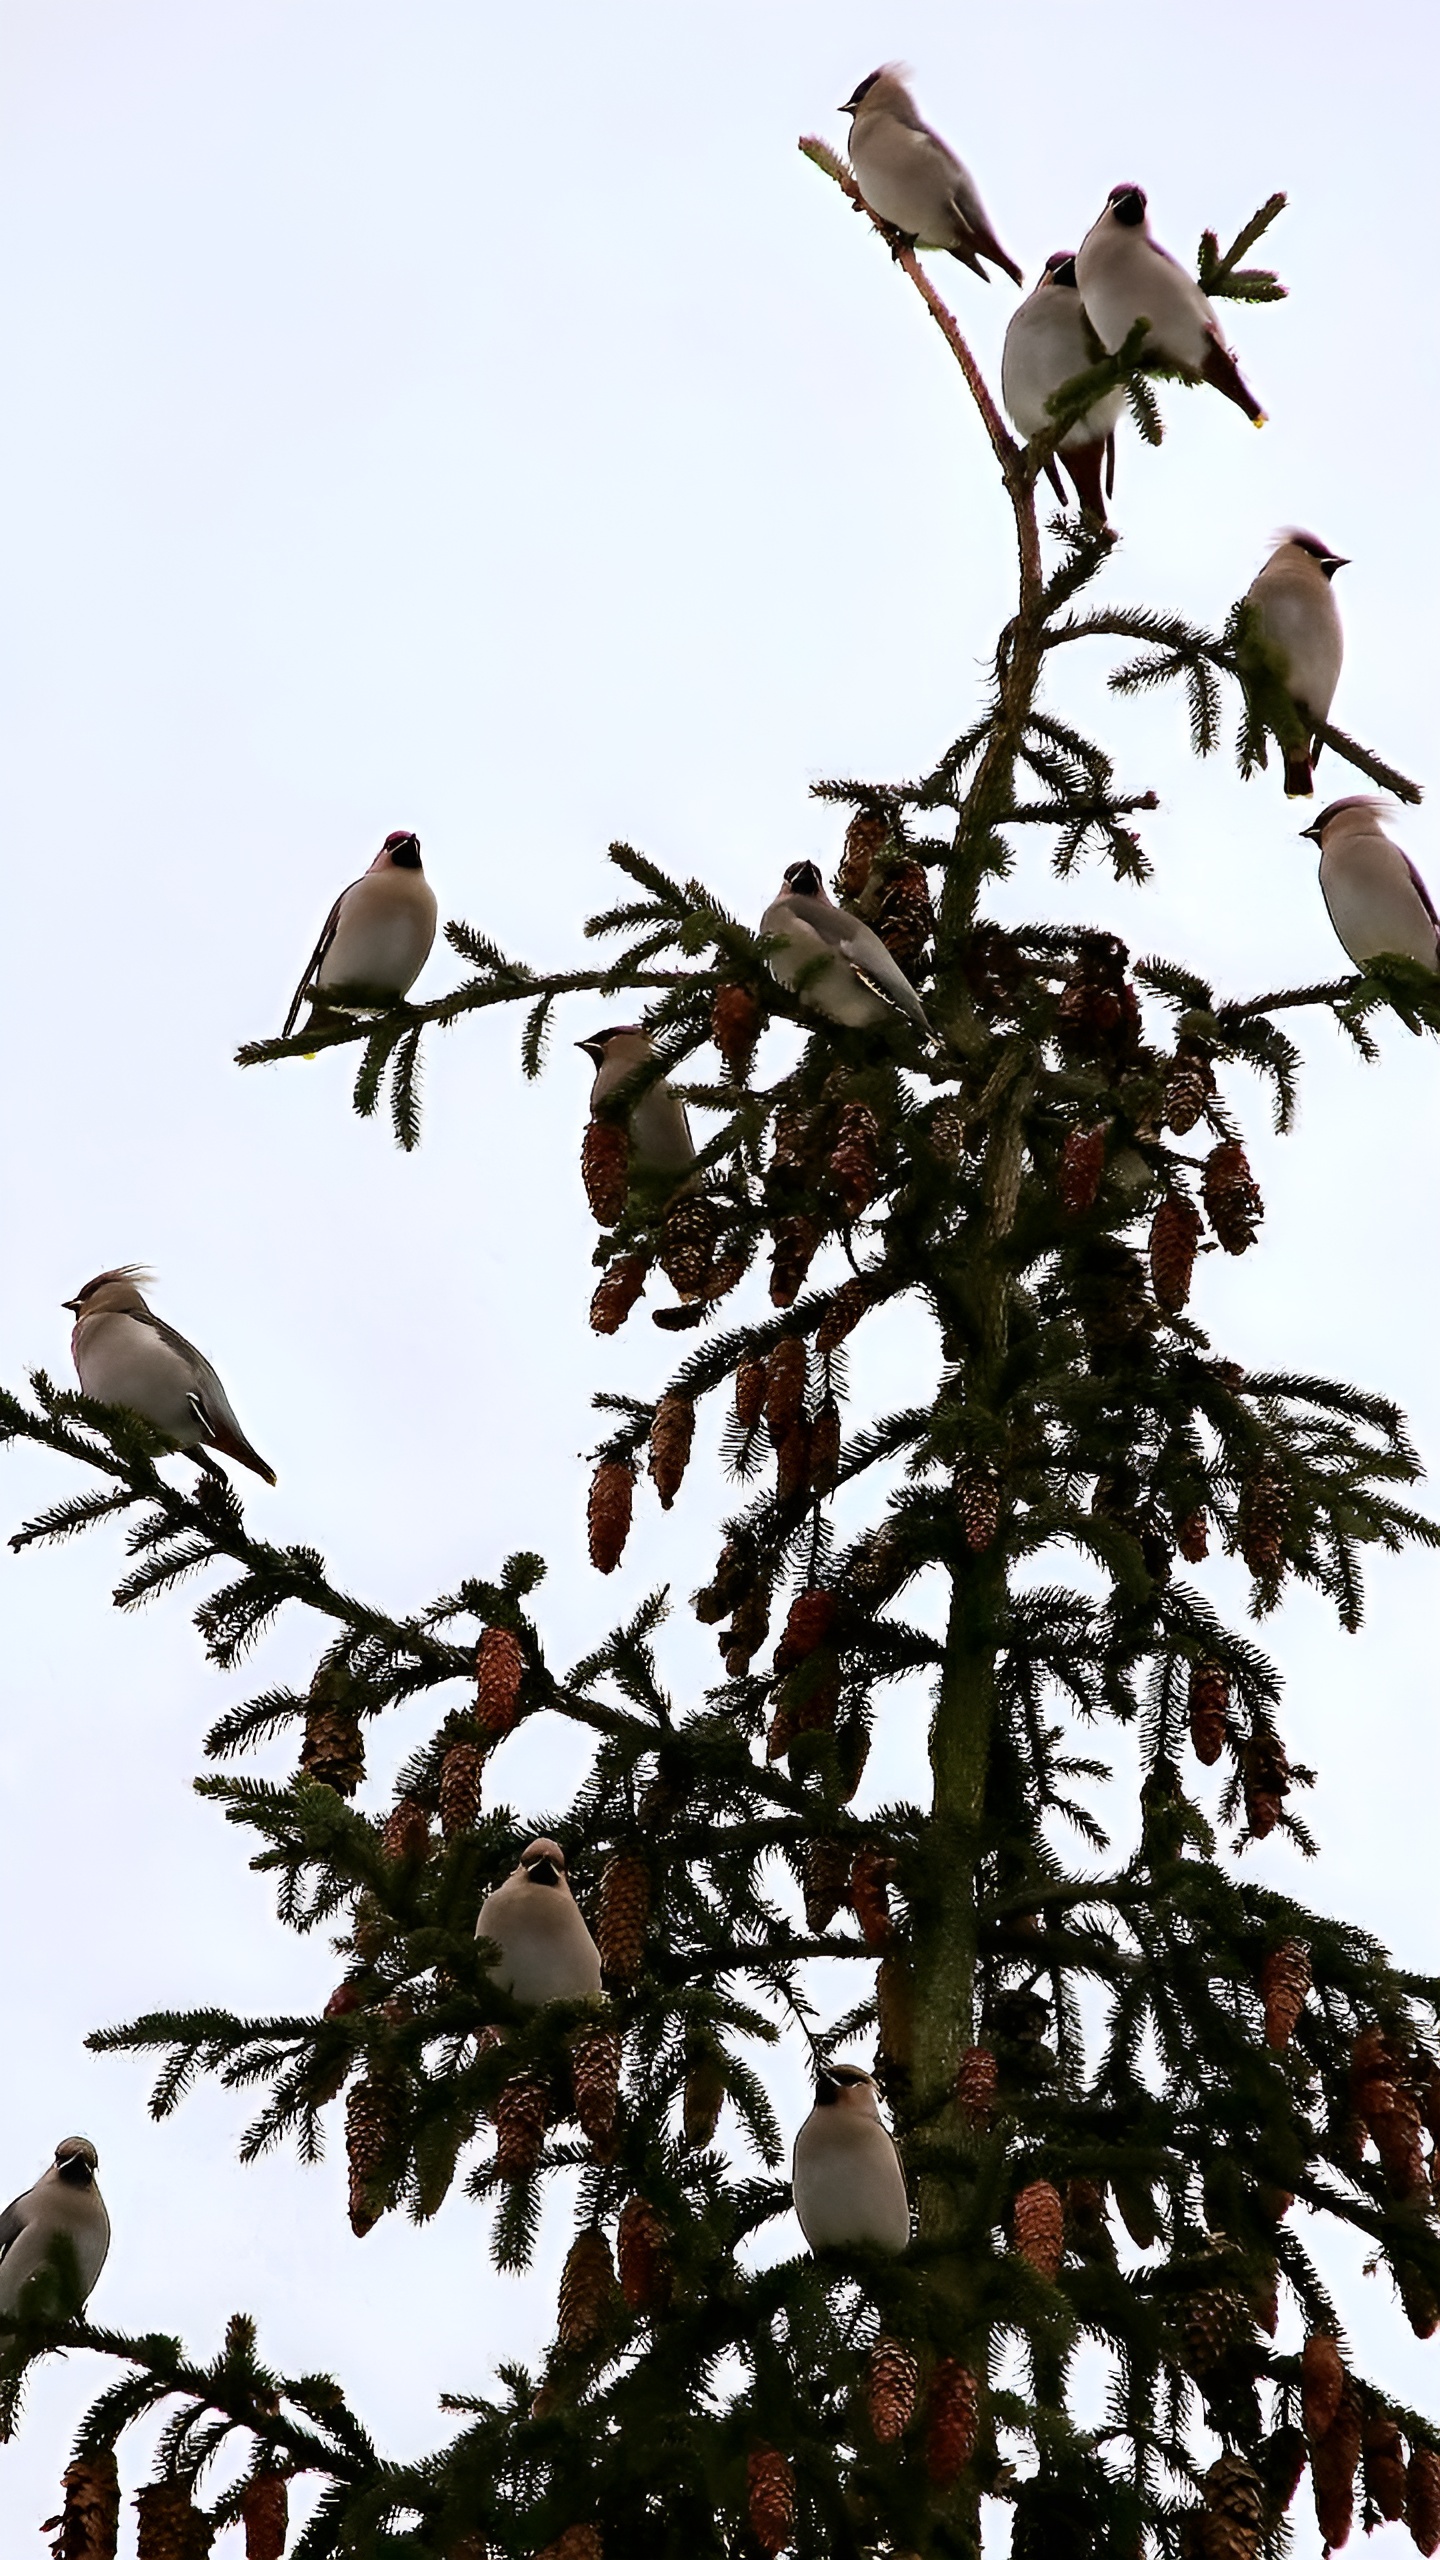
[66,1268,276,1484]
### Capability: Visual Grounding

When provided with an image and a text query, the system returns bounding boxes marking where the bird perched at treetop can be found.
[792,2066,910,2254]
[475,1839,603,2008]
[1002,253,1123,523]
[1301,800,1440,975]
[761,862,938,1045]
[66,1270,275,1484]
[1239,532,1346,797]
[1075,186,1264,424]
[839,66,1021,285]
[283,830,437,1038]
[576,1026,696,1187]
[0,2138,110,2315]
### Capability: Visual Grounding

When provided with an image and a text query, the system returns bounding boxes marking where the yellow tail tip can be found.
[1254,412,1268,429]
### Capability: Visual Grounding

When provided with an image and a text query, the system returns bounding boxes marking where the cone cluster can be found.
[828,1101,881,1217]
[1350,2024,1428,2199]
[836,808,889,899]
[850,1849,896,1949]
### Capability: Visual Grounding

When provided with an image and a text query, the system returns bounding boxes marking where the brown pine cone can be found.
[746,2447,796,2555]
[346,2075,401,2236]
[1175,1507,1210,1563]
[1352,2026,1428,2200]
[955,2044,998,2128]
[1311,2376,1362,2548]
[682,2043,726,2149]
[1400,2265,1440,2340]
[557,2228,616,2353]
[476,1625,525,1739]
[770,1216,820,1309]
[135,2485,195,2560]
[1242,1733,1290,1839]
[1164,1038,1216,1135]
[694,1538,756,1626]
[1203,1140,1263,1254]
[817,1277,872,1354]
[494,2073,548,2179]
[1149,1194,1203,1314]
[1237,1463,1289,1582]
[1058,1123,1107,1216]
[1364,2415,1408,2523]
[438,1742,485,1838]
[1112,2176,1160,2251]
[876,1953,915,2076]
[572,2028,622,2155]
[711,981,761,1076]
[723,1581,772,1677]
[597,1852,650,1984]
[581,1119,630,1227]
[590,1252,649,1336]
[807,1396,841,1495]
[1180,2281,1253,2377]
[774,1588,838,1673]
[1256,2425,1307,2523]
[1187,1660,1230,1767]
[1259,1939,1310,2050]
[765,1338,808,1443]
[1065,2176,1109,2251]
[735,1353,767,1432]
[648,1392,695,1510]
[767,1654,841,1762]
[925,2360,979,2487]
[239,2476,287,2560]
[616,2196,671,2313]
[865,2336,917,2444]
[1012,2178,1064,2282]
[50,2452,120,2560]
[1300,2330,1345,2442]
[957,1464,1001,1553]
[1409,2446,1440,2555]
[850,1849,896,1949]
[875,861,934,976]
[769,1102,820,1185]
[659,1193,720,1300]
[775,1418,812,1504]
[299,1663,366,1796]
[836,808,889,900]
[803,1839,850,1934]
[828,1102,881,1217]
[1201,2451,1263,2559]
[380,1798,430,1864]
[587,1460,635,1575]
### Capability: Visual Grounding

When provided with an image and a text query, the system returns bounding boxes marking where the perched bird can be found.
[475,1838,603,2008]
[1240,532,1347,797]
[1075,186,1264,424]
[1001,253,1123,522]
[761,862,938,1044]
[0,2138,110,2315]
[1301,799,1440,974]
[792,2066,910,2254]
[576,1026,696,1185]
[840,66,1021,285]
[66,1269,275,1484]
[283,830,437,1037]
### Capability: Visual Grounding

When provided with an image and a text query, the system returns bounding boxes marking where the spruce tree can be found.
[4,129,1440,2560]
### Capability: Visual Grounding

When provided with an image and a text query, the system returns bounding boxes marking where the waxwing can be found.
[576,1027,696,1184]
[1301,800,1440,974]
[1075,187,1264,424]
[475,1838,603,2008]
[1001,253,1123,523]
[761,862,938,1045]
[283,830,437,1037]
[840,66,1021,285]
[65,1270,275,1484]
[1240,532,1346,797]
[0,2138,110,2315]
[792,2065,910,2254]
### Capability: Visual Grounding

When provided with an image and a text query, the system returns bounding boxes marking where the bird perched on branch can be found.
[0,2138,109,2314]
[839,66,1021,285]
[1002,253,1122,522]
[761,862,938,1044]
[577,1026,696,1186]
[475,1839,603,2007]
[1302,800,1440,974]
[792,2066,910,2253]
[283,830,437,1037]
[1239,532,1346,797]
[1075,187,1264,424]
[65,1269,275,1484]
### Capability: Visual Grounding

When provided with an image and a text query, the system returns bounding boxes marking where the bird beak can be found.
[815,2073,841,2106]
[62,1298,81,1313]
[1299,823,1323,844]
[525,1857,561,1887]
[575,1039,604,1063]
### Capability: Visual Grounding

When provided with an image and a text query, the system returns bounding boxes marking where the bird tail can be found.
[1283,751,1315,799]
[1061,439,1108,525]
[966,220,1022,286]
[1199,336,1266,424]
[206,1421,278,1485]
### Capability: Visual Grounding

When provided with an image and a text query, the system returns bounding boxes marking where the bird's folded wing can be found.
[282,884,352,1037]
[0,2198,27,2258]
[1404,858,1440,929]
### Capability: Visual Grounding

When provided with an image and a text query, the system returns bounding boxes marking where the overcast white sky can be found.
[1,2,1438,2548]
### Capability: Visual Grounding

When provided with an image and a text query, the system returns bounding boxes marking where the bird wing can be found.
[282,883,355,1037]
[0,2195,28,2259]
[1403,857,1440,932]
[836,925,939,1043]
[139,1314,278,1485]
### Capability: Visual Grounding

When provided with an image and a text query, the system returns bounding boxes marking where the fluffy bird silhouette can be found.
[475,1838,603,2007]
[284,829,437,1037]
[1075,186,1264,423]
[0,2138,109,2315]
[577,1026,696,1185]
[66,1269,275,1484]
[1302,800,1440,975]
[792,2066,911,2253]
[760,862,938,1044]
[840,66,1021,284]
[1241,532,1347,797]
[1002,253,1122,522]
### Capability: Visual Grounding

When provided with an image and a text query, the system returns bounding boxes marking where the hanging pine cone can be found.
[875,861,934,975]
[711,981,761,1076]
[557,2227,616,2352]
[1112,2176,1161,2251]
[299,1663,365,1796]
[682,2040,726,2149]
[659,1193,719,1300]
[957,1463,1001,1553]
[1259,1938,1311,2049]
[587,1459,635,1575]
[1400,2264,1440,2340]
[1409,2447,1440,2555]
[1237,1463,1289,1582]
[1058,1123,1107,1216]
[764,1337,808,1443]
[817,1277,871,1354]
[1180,2281,1254,2377]
[581,1118,630,1227]
[346,2075,401,2236]
[1256,2425,1308,2524]
[49,2451,120,2560]
[1176,1507,1210,1562]
[728,1360,763,1441]
[774,1587,838,1673]
[239,2476,287,2560]
[380,1798,430,1864]
[1203,1140,1263,1254]
[1065,2176,1109,2253]
[803,1838,850,1934]
[850,1849,896,1949]
[746,2448,796,2555]
[572,2028,622,2155]
[865,2336,917,2444]
[1301,2331,1345,2441]
[775,1418,812,1504]
[439,1741,485,1837]
[1164,1038,1216,1135]
[476,1625,525,1740]
[1149,1194,1203,1314]
[1012,2179,1064,2282]
[956,2044,998,2128]
[616,2195,671,2313]
[135,2486,196,2560]
[597,1852,650,1983]
[770,1215,820,1310]
[1351,2026,1428,2199]
[828,1102,881,1217]
[836,808,889,900]
[925,2360,980,2487]
[767,1651,841,1761]
[494,2073,548,2179]
[724,1580,772,1676]
[647,1392,695,1509]
[590,1252,649,1335]
[1364,2415,1408,2523]
[1200,2452,1263,2560]
[1188,1660,1230,1766]
[694,1536,757,1625]
[1056,934,1140,1065]
[1311,2377,1362,2547]
[768,1101,820,1190]
[807,1396,841,1495]
[1241,1733,1291,1839]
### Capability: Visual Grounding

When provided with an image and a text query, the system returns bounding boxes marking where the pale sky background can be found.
[1,1,1438,2548]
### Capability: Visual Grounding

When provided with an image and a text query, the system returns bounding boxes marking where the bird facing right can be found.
[1302,800,1440,975]
[475,1838,603,2008]
[840,66,1021,285]
[283,830,438,1038]
[66,1268,275,1484]
[792,2065,911,2254]
[1075,185,1264,424]
[1240,532,1347,797]
[0,2138,110,2315]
